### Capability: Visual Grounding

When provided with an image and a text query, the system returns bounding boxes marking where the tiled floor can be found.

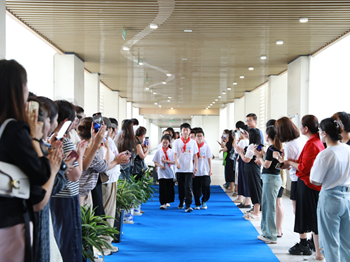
[145,154,314,262]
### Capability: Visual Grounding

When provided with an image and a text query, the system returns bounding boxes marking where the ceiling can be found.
[6,0,350,115]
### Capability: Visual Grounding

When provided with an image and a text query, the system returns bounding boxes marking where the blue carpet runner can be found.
[105,185,279,262]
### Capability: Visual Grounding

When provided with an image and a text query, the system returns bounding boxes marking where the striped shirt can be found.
[79,151,108,196]
[53,137,80,198]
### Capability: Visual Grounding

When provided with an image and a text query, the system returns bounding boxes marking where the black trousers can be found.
[177,172,193,207]
[91,176,105,216]
[193,176,211,206]
[159,178,175,205]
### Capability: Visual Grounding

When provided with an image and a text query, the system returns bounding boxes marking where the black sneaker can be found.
[178,204,184,209]
[185,206,193,213]
[308,238,316,252]
[288,242,312,256]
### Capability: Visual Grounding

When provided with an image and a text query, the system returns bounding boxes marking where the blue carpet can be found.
[105,185,279,262]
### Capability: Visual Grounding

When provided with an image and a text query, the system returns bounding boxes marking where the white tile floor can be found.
[145,153,315,262]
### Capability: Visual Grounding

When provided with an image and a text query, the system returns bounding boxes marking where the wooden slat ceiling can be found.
[6,0,350,112]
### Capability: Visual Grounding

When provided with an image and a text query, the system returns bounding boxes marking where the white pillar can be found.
[126,102,133,119]
[226,102,235,130]
[84,72,100,117]
[267,73,288,120]
[244,90,261,126]
[234,97,245,123]
[0,0,5,59]
[103,88,119,119]
[191,116,203,128]
[287,56,311,118]
[118,97,127,121]
[54,53,84,106]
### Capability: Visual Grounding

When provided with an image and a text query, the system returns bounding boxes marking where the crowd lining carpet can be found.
[105,185,279,262]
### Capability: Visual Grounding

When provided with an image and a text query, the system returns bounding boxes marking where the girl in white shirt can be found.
[153,135,175,210]
[310,117,350,262]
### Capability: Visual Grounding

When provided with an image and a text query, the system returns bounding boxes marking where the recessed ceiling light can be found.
[276,40,284,45]
[222,92,226,94]
[181,58,188,61]
[168,97,171,99]
[179,87,183,90]
[150,24,158,29]
[171,107,173,109]
[299,17,308,23]
[260,55,267,60]
[215,99,218,101]
[139,61,144,66]
[184,30,193,33]
[240,76,244,79]
[123,46,130,51]
[145,87,149,90]
[166,73,171,76]
[159,105,162,108]
[167,100,170,102]
[180,77,185,79]
[162,82,166,84]
[248,67,254,70]
[206,108,208,110]
[210,104,212,106]
[233,82,237,85]
[227,88,231,90]
[154,102,158,105]
[212,102,215,104]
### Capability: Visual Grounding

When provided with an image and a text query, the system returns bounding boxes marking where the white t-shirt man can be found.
[173,138,199,173]
[152,147,175,179]
[284,136,306,181]
[99,137,121,183]
[195,143,212,176]
[310,143,350,190]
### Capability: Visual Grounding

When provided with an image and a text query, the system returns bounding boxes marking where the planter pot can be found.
[133,205,142,216]
[112,210,124,243]
[123,209,134,224]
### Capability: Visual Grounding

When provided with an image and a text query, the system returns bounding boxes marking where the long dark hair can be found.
[117,119,137,153]
[266,125,282,150]
[224,129,234,144]
[248,128,261,145]
[320,117,342,142]
[0,59,28,125]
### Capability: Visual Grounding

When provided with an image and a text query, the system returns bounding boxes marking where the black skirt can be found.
[238,158,250,197]
[225,158,235,183]
[290,181,298,200]
[294,178,320,234]
[244,161,262,205]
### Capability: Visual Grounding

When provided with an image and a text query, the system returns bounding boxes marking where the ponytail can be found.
[266,125,282,150]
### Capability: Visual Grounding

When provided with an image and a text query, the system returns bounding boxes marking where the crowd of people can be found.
[1,59,349,262]
[220,113,350,262]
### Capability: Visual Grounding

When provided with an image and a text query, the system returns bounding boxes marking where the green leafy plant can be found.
[115,179,139,214]
[81,206,119,262]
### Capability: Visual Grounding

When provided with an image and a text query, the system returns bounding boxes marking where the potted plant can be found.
[81,206,118,262]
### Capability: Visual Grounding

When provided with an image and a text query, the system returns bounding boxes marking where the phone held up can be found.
[144,137,149,146]
[92,112,103,133]
[66,150,80,162]
[256,144,264,151]
[54,120,72,141]
[28,101,39,115]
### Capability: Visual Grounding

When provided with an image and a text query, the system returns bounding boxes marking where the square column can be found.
[119,97,127,121]
[84,72,100,117]
[287,55,310,118]
[0,0,5,59]
[54,53,84,106]
[103,88,119,119]
[234,97,245,123]
[267,73,288,120]
[127,102,133,119]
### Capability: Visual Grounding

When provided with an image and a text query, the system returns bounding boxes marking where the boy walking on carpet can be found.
[174,123,199,212]
[193,130,212,210]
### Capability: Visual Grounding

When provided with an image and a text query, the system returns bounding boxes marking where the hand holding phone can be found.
[256,144,264,151]
[29,101,39,115]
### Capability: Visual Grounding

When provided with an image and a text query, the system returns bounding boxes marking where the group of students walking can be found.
[222,112,350,262]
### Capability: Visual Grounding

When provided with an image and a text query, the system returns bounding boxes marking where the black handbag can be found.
[130,156,148,176]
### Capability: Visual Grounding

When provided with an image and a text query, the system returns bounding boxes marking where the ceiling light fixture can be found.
[299,17,308,23]
[248,67,254,70]
[218,96,222,98]
[276,40,284,45]
[222,92,226,94]
[162,82,167,84]
[181,58,188,61]
[233,82,237,85]
[206,108,208,110]
[154,102,158,105]
[153,92,157,95]
[210,104,212,106]
[171,107,173,109]
[145,87,149,90]
[122,46,130,51]
[184,30,193,33]
[150,24,158,29]
[166,73,171,76]
[212,102,215,104]
[260,55,267,60]
[227,88,231,90]
[240,76,244,79]
[215,99,218,101]
[167,100,170,102]
[159,105,162,108]
[139,61,144,66]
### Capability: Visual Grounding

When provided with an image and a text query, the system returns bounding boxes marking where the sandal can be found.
[245,213,261,221]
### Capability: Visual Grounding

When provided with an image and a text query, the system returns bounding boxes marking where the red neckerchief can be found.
[162,146,171,167]
[197,142,204,159]
[181,137,191,153]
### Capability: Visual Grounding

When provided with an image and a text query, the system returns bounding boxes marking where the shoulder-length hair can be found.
[276,117,300,143]
[0,59,28,125]
[117,119,137,153]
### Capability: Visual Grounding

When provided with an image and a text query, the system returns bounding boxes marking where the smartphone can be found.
[256,144,264,151]
[239,128,246,134]
[56,120,72,140]
[66,150,79,162]
[275,162,284,169]
[93,112,103,133]
[29,101,39,115]
[145,137,149,146]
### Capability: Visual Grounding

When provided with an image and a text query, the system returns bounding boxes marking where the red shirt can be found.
[296,133,325,191]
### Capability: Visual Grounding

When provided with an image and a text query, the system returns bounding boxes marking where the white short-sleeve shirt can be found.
[173,138,199,173]
[196,143,212,176]
[284,136,306,181]
[245,144,255,159]
[103,137,121,183]
[310,143,350,190]
[152,147,175,179]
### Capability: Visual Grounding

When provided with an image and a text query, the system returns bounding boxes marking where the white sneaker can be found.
[194,206,200,210]
[109,245,119,253]
[102,248,112,256]
[257,234,277,244]
[304,255,325,262]
[160,204,167,210]
[166,203,170,207]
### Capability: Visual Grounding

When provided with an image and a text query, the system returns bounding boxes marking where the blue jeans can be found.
[318,186,350,262]
[261,174,281,241]
[120,166,131,182]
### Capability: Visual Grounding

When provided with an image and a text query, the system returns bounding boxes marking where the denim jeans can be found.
[119,166,131,182]
[261,174,281,241]
[318,186,350,262]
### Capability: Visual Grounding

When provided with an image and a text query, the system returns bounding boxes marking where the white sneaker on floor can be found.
[194,206,200,210]
[160,204,167,210]
[304,255,325,262]
[257,234,277,244]
[166,203,170,207]
[108,245,119,253]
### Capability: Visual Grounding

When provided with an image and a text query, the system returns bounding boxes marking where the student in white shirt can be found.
[174,123,199,212]
[193,130,212,210]
[310,117,350,262]
[153,135,175,210]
